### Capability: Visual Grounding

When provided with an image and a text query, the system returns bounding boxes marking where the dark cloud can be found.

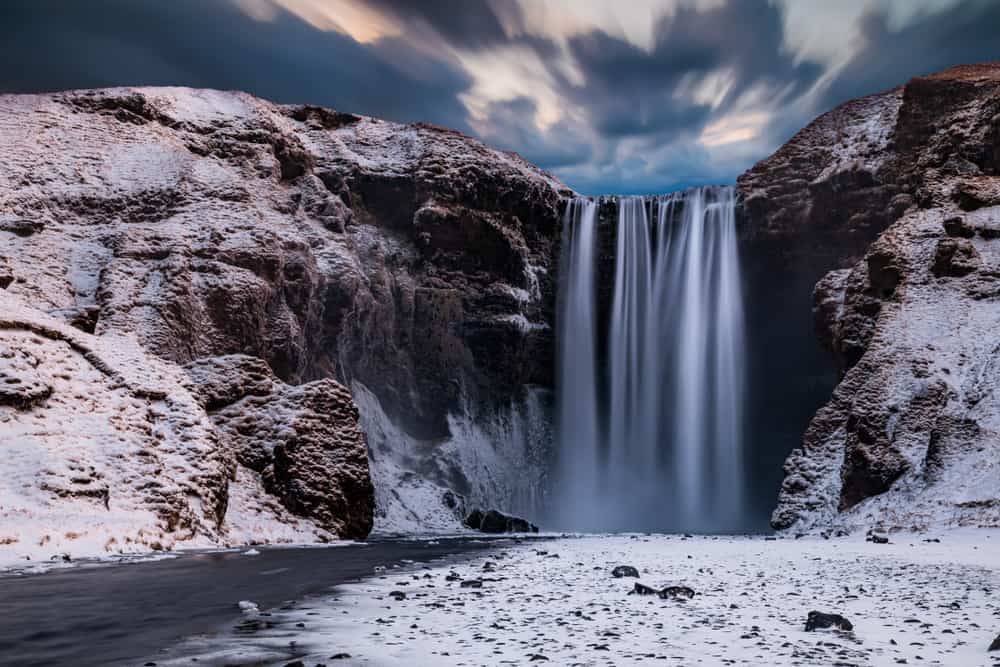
[565,30,714,139]
[820,0,1000,110]
[475,96,592,169]
[0,0,474,131]
[561,1,823,143]
[0,0,998,194]
[364,0,519,48]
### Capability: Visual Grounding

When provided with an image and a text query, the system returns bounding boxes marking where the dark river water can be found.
[0,536,515,666]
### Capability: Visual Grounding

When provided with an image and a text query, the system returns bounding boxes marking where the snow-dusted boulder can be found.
[184,355,373,540]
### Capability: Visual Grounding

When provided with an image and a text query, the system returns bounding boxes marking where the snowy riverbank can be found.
[156,530,1000,666]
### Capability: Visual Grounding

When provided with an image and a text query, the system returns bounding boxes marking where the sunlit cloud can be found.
[4,0,993,195]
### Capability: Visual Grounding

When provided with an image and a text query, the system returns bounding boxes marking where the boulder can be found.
[468,508,539,534]
[611,565,639,578]
[805,611,854,632]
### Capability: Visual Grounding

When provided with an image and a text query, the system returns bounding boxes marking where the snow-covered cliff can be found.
[0,86,567,565]
[740,63,1000,531]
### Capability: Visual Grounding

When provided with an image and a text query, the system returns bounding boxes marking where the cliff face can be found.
[0,87,566,562]
[740,64,1000,531]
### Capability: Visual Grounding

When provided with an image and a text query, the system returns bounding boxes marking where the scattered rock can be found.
[658,586,695,600]
[989,634,1000,651]
[805,611,854,632]
[612,565,639,578]
[629,583,659,596]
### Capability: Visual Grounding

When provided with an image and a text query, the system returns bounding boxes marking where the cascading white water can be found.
[552,186,746,532]
[551,198,602,528]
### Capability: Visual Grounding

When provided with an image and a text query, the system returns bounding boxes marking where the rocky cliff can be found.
[739,64,1000,531]
[0,86,566,564]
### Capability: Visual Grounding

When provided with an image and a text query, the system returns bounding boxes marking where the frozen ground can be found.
[154,530,1000,666]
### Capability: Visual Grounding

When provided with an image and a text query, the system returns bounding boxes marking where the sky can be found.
[2,0,998,194]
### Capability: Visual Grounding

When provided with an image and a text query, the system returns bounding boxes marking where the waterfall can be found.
[552,186,746,532]
[552,198,602,528]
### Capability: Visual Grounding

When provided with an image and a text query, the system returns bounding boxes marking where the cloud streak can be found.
[1,0,998,194]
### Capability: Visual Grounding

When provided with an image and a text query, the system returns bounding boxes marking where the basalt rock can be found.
[805,611,854,632]
[657,585,695,600]
[750,64,1000,532]
[629,583,659,596]
[469,508,539,534]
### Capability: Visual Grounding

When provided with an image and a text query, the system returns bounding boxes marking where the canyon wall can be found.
[0,87,566,562]
[739,64,1000,531]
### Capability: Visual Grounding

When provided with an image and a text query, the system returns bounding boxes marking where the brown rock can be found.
[932,238,981,277]
[185,355,374,540]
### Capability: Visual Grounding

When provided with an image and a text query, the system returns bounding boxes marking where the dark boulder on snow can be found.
[805,611,854,632]
[611,565,639,578]
[989,633,1000,651]
[464,509,484,530]
[629,583,659,596]
[465,508,538,533]
[658,585,695,599]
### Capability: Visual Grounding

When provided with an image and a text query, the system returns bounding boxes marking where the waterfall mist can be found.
[551,187,746,533]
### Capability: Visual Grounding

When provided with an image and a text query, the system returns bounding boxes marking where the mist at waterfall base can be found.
[549,187,748,533]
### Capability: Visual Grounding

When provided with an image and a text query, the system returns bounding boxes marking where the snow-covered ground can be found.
[153,530,1000,666]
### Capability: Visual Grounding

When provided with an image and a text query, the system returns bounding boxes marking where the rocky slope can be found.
[0,86,566,563]
[739,64,1000,531]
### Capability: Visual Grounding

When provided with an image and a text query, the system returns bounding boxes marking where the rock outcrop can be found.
[741,64,1000,531]
[0,86,566,562]
[0,291,360,563]
[184,355,374,540]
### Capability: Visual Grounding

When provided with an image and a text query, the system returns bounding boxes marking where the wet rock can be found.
[469,508,539,534]
[612,565,639,578]
[805,611,854,632]
[464,509,484,530]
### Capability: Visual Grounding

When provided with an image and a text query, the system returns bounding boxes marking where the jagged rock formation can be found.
[0,291,364,564]
[184,355,374,539]
[740,64,1000,531]
[0,86,566,562]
